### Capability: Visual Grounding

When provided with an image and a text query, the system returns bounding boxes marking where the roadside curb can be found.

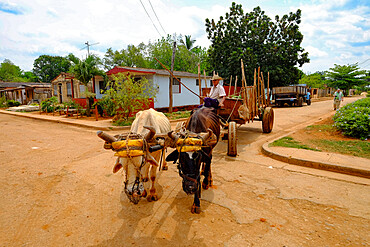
[0,109,188,131]
[0,110,130,131]
[261,136,370,179]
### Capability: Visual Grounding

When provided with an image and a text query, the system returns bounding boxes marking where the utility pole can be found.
[83,41,99,56]
[169,41,176,113]
[85,41,90,56]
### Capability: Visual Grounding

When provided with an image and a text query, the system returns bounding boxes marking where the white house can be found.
[95,66,216,109]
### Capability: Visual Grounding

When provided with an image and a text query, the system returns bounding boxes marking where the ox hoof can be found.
[202,183,210,190]
[147,194,158,202]
[191,205,201,214]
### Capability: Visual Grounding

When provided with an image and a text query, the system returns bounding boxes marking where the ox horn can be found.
[168,130,180,142]
[143,126,156,141]
[199,128,213,142]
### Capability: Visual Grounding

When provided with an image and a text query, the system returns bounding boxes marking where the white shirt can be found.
[209,84,226,101]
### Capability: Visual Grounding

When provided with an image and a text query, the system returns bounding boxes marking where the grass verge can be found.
[310,139,370,159]
[270,137,319,151]
[164,110,191,120]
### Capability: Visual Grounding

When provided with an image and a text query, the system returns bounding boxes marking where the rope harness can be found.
[175,131,207,186]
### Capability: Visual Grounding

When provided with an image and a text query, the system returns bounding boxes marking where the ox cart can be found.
[194,64,274,157]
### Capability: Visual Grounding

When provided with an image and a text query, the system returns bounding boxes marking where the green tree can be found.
[33,55,71,83]
[326,63,368,95]
[299,72,328,89]
[68,54,106,116]
[0,59,22,82]
[180,35,198,51]
[105,73,158,120]
[102,34,210,74]
[147,35,209,73]
[21,71,38,82]
[103,43,148,70]
[205,3,309,87]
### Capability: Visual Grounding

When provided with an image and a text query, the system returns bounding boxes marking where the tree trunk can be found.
[85,85,91,117]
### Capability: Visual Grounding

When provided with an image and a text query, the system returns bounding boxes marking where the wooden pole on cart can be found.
[241,59,247,106]
[253,68,257,117]
[258,67,261,107]
[198,63,202,104]
[234,76,238,95]
[261,72,266,107]
[228,75,232,97]
[203,70,207,89]
[267,71,270,106]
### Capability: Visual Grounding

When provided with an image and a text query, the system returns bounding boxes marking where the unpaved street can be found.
[0,97,369,247]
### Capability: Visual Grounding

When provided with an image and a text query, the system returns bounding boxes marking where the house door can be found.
[58,84,63,102]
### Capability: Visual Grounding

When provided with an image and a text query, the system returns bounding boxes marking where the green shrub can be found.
[93,96,116,117]
[6,100,21,107]
[40,96,58,112]
[112,116,135,126]
[333,98,370,140]
[0,96,7,108]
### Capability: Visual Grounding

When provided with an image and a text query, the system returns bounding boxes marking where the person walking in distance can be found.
[333,88,344,110]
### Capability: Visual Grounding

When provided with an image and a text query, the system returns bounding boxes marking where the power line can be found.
[139,0,163,37]
[148,0,166,35]
[358,58,370,65]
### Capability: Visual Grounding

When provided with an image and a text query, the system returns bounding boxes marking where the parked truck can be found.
[271,86,311,107]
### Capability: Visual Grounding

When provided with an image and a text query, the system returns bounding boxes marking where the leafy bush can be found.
[40,96,58,112]
[63,101,82,110]
[6,100,21,107]
[105,74,158,121]
[93,96,116,117]
[0,96,7,108]
[333,98,370,140]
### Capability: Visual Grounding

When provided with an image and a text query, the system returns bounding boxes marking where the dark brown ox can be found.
[166,107,220,213]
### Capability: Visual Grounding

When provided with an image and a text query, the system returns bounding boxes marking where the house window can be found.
[196,79,199,86]
[170,77,181,94]
[67,83,72,97]
[54,84,57,96]
[99,81,106,94]
[79,84,86,98]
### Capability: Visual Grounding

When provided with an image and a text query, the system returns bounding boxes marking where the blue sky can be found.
[0,0,369,74]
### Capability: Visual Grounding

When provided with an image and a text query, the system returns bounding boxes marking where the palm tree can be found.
[68,54,105,116]
[180,35,197,51]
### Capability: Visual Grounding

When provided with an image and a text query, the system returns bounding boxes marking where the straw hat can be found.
[211,74,223,81]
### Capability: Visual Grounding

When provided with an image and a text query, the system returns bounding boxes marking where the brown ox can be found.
[166,107,220,213]
[98,108,171,204]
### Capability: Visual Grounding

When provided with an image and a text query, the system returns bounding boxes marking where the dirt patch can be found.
[289,116,369,158]
[291,117,351,142]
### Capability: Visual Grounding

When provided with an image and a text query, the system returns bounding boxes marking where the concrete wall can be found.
[153,75,211,108]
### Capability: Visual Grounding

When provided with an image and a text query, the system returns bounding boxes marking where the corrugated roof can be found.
[0,82,51,88]
[107,66,212,79]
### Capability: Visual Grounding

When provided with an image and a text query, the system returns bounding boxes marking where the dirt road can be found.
[0,97,369,246]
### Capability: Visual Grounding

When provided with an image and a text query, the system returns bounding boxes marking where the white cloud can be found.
[0,0,369,74]
[305,46,328,58]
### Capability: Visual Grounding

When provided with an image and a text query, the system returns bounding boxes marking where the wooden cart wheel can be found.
[262,107,274,133]
[227,121,237,157]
